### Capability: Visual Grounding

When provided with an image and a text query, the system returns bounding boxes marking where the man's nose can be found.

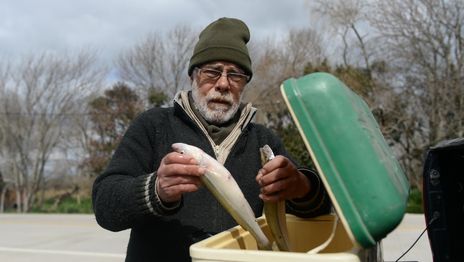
[215,73,230,91]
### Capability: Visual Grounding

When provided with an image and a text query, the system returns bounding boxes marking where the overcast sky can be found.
[0,0,313,65]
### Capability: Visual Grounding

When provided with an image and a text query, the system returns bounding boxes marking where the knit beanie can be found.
[188,17,252,80]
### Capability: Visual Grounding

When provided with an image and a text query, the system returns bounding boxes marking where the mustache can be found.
[206,93,234,104]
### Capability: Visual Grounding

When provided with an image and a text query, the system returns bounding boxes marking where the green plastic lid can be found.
[281,72,410,248]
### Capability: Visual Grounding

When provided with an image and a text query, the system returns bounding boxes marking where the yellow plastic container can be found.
[190,214,375,262]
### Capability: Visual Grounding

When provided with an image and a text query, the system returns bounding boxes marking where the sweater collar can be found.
[174,90,256,131]
[186,92,241,145]
[174,90,256,163]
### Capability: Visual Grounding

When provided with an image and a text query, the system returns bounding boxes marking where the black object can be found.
[423,138,464,262]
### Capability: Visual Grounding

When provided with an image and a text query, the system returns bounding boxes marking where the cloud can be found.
[0,0,310,65]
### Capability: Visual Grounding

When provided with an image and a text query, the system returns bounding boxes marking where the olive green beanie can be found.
[188,17,252,80]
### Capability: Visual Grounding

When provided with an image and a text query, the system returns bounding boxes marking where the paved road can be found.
[382,214,432,262]
[0,214,129,262]
[0,213,432,261]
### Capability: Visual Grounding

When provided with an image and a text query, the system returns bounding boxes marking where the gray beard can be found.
[191,81,241,125]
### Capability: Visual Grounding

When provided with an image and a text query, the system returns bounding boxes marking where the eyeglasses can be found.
[196,67,250,83]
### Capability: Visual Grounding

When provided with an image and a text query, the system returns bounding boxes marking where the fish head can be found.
[171,143,186,154]
[172,143,204,164]
[260,144,275,164]
[172,143,196,155]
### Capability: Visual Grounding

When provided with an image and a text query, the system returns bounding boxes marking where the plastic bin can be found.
[191,214,371,262]
[190,73,409,262]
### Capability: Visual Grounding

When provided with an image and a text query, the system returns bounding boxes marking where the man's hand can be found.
[256,155,311,202]
[156,152,205,203]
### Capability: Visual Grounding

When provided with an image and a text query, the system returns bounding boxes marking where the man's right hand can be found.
[155,152,205,203]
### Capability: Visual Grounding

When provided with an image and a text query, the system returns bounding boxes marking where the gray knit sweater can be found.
[92,99,331,262]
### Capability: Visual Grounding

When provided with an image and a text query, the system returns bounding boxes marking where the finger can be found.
[261,155,287,172]
[258,168,291,187]
[173,183,202,193]
[259,191,284,202]
[260,156,293,181]
[260,182,298,202]
[158,182,202,203]
[158,160,205,178]
[256,169,264,185]
[260,178,290,195]
[169,163,204,176]
[158,175,203,188]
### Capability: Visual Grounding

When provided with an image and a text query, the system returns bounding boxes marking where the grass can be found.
[29,196,93,214]
[32,188,423,214]
[5,186,424,214]
[406,187,423,213]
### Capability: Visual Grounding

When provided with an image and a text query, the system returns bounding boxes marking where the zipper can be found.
[213,144,220,158]
[216,103,256,164]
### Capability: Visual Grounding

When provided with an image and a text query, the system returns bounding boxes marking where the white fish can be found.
[260,144,292,251]
[171,143,272,250]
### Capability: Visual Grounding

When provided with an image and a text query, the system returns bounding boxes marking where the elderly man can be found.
[92,17,331,262]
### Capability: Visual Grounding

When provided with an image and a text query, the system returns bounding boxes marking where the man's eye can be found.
[228,72,246,82]
[203,69,221,78]
[228,72,241,77]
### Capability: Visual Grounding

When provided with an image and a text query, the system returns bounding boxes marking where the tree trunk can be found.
[22,189,30,212]
[15,187,21,213]
[0,185,7,213]
[51,186,79,210]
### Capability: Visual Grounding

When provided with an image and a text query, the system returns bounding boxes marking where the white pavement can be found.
[0,214,129,262]
[382,213,433,262]
[0,213,432,262]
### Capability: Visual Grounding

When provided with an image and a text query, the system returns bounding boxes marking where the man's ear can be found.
[189,70,196,84]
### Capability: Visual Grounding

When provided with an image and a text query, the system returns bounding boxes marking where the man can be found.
[92,17,331,262]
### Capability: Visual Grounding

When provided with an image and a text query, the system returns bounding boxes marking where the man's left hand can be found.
[256,155,311,202]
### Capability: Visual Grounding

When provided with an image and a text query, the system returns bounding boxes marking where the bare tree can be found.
[245,28,325,124]
[306,0,464,188]
[0,51,103,212]
[311,0,373,71]
[368,0,464,187]
[0,170,5,212]
[117,25,197,105]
